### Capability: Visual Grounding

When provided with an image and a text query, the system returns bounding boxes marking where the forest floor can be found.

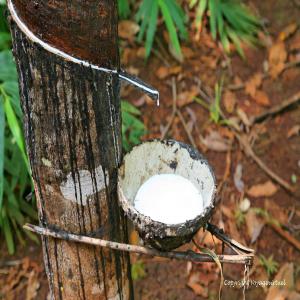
[1,0,300,299]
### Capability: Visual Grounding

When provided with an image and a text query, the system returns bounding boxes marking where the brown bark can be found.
[11,0,119,67]
[8,1,133,299]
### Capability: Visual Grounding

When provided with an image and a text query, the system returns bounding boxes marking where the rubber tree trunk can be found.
[8,1,133,299]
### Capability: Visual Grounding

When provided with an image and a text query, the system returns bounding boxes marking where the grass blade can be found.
[208,0,217,40]
[3,93,29,170]
[145,0,159,58]
[0,96,4,210]
[165,0,188,39]
[158,0,182,58]
[118,0,130,19]
[136,0,153,42]
[195,0,208,29]
[2,211,15,254]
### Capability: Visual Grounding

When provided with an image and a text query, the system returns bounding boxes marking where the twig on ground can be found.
[268,222,300,252]
[250,91,300,125]
[161,77,177,139]
[177,109,197,148]
[235,133,295,193]
[0,260,22,268]
[196,87,295,193]
[161,77,197,148]
[24,223,254,265]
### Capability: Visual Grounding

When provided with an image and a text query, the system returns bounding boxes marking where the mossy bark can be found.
[8,1,133,299]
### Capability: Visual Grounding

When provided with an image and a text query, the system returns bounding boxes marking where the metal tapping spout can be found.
[118,70,160,106]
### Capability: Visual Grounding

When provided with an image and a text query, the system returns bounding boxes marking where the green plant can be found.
[190,0,261,57]
[194,78,231,125]
[121,101,146,152]
[135,0,188,58]
[131,260,146,281]
[118,0,131,19]
[259,254,279,277]
[210,79,223,124]
[234,209,245,227]
[0,7,38,254]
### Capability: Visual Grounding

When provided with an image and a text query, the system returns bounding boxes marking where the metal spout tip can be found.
[119,70,160,106]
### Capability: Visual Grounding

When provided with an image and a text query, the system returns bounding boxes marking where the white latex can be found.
[134,174,204,224]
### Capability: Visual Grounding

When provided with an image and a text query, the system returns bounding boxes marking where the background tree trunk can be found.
[8,1,133,299]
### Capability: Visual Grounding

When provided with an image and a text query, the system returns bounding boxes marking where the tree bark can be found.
[8,1,133,299]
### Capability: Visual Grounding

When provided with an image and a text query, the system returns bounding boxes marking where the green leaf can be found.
[0,4,9,33]
[121,101,146,152]
[158,0,182,58]
[0,32,11,50]
[3,94,29,169]
[227,28,245,58]
[189,0,198,9]
[195,0,207,28]
[208,0,217,40]
[0,96,4,210]
[131,261,146,281]
[121,100,141,115]
[145,0,159,58]
[2,211,15,254]
[165,0,188,39]
[118,0,130,19]
[136,0,153,42]
[0,50,17,82]
[23,228,39,244]
[2,81,22,118]
[19,199,38,220]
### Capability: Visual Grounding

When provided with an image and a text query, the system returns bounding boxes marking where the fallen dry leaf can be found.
[278,23,298,42]
[264,199,288,225]
[182,46,196,59]
[245,73,263,97]
[233,75,243,86]
[237,108,251,127]
[136,47,146,58]
[247,181,278,197]
[26,271,40,300]
[266,263,295,300]
[221,205,234,219]
[118,20,139,41]
[200,131,232,152]
[218,126,235,140]
[269,42,287,79]
[223,90,237,113]
[287,125,300,138]
[177,86,198,107]
[245,209,265,243]
[201,55,218,69]
[234,163,244,193]
[121,48,131,65]
[155,65,182,80]
[290,35,300,51]
[187,274,209,298]
[253,90,271,107]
